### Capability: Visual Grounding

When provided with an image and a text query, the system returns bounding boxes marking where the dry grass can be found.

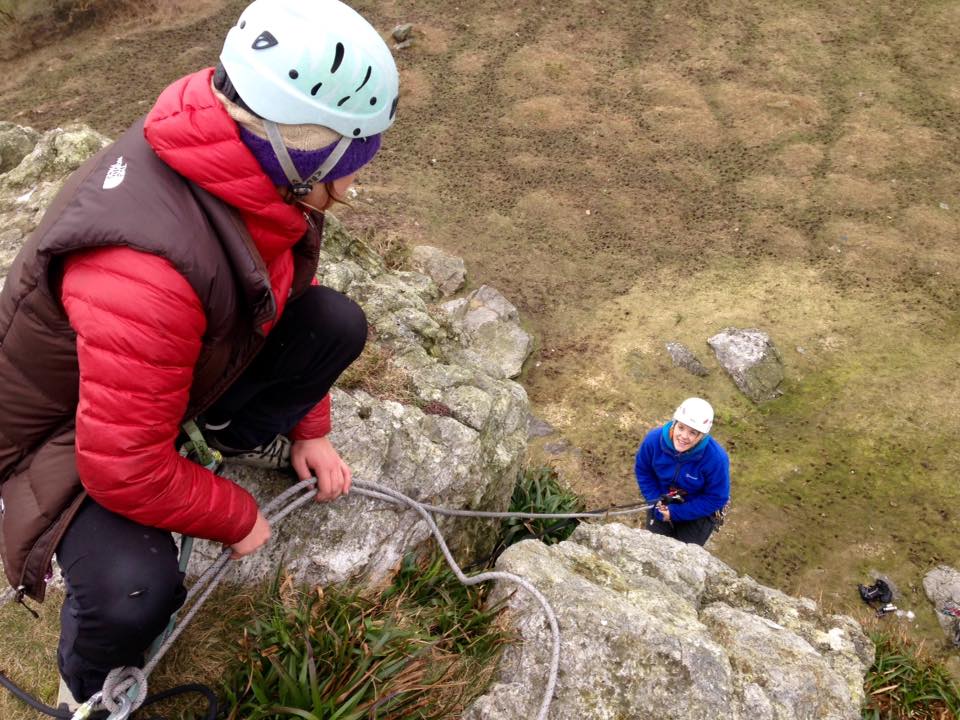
[0,590,62,720]
[336,332,417,405]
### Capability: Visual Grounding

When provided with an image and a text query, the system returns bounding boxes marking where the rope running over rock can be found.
[10,480,654,720]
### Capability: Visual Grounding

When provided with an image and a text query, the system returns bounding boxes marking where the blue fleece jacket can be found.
[634,423,730,522]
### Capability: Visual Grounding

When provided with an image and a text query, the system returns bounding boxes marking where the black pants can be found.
[56,286,366,701]
[647,511,716,546]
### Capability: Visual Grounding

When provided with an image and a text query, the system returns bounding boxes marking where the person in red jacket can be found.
[11,0,402,710]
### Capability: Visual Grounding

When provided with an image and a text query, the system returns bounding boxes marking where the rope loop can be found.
[100,666,147,716]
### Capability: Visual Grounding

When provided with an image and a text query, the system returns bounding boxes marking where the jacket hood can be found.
[143,68,307,267]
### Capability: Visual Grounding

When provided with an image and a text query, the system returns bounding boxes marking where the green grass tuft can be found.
[862,629,960,720]
[221,549,507,720]
[488,465,584,564]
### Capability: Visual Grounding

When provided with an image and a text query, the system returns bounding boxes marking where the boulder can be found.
[467,524,873,720]
[922,565,960,642]
[440,285,533,379]
[666,341,710,376]
[708,327,784,402]
[410,244,466,296]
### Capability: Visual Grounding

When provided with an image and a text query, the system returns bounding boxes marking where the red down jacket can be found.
[59,69,331,545]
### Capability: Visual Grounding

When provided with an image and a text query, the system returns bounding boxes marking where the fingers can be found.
[315,465,348,502]
[292,453,312,482]
[342,461,352,494]
[315,466,333,501]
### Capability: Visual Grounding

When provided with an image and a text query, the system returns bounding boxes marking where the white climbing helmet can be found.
[673,397,714,434]
[220,0,400,139]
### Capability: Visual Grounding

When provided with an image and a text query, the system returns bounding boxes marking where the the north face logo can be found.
[102,156,127,189]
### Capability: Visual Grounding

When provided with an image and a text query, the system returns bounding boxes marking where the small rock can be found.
[394,39,413,50]
[392,23,414,42]
[528,415,556,438]
[939,202,950,210]
[665,341,709,377]
[544,439,573,455]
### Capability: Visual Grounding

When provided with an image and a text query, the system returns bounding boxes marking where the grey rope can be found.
[70,481,656,720]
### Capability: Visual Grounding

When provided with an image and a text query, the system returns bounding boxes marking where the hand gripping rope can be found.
[2,475,671,720]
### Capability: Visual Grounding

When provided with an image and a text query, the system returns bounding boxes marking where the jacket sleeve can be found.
[289,394,331,440]
[62,247,259,545]
[634,430,663,503]
[669,444,730,523]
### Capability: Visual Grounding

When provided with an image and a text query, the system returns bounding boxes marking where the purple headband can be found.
[239,126,381,186]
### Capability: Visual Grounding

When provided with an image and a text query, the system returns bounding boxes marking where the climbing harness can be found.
[647,487,686,527]
[1,472,668,720]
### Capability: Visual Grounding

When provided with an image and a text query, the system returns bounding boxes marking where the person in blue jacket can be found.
[634,397,730,546]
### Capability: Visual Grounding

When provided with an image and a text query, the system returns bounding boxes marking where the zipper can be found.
[14,586,39,619]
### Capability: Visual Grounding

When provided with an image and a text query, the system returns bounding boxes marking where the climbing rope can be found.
[3,480,660,720]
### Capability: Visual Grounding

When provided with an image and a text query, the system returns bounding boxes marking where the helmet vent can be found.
[369,97,377,105]
[356,66,372,91]
[390,96,398,120]
[289,69,299,79]
[252,31,278,50]
[311,82,323,96]
[331,42,345,73]
[337,96,351,107]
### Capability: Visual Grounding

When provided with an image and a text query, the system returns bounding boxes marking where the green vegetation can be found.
[220,465,576,720]
[862,629,960,720]
[489,465,584,563]
[221,553,506,720]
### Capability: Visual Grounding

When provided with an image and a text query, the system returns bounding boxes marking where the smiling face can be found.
[672,420,704,452]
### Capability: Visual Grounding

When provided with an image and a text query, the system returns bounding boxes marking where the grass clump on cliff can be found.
[862,628,960,720]
[488,465,584,563]
[221,552,507,720]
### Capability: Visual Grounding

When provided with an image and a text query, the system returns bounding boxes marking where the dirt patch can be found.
[709,83,829,147]
[817,174,898,213]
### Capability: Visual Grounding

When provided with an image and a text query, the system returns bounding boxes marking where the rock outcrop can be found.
[194,217,532,587]
[0,123,111,274]
[708,327,785,402]
[467,523,873,720]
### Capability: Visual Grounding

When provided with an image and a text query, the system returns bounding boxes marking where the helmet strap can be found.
[262,120,353,197]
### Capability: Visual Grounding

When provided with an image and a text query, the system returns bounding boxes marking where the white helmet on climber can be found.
[673,397,714,434]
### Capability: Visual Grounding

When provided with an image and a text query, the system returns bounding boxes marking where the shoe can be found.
[210,433,292,470]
